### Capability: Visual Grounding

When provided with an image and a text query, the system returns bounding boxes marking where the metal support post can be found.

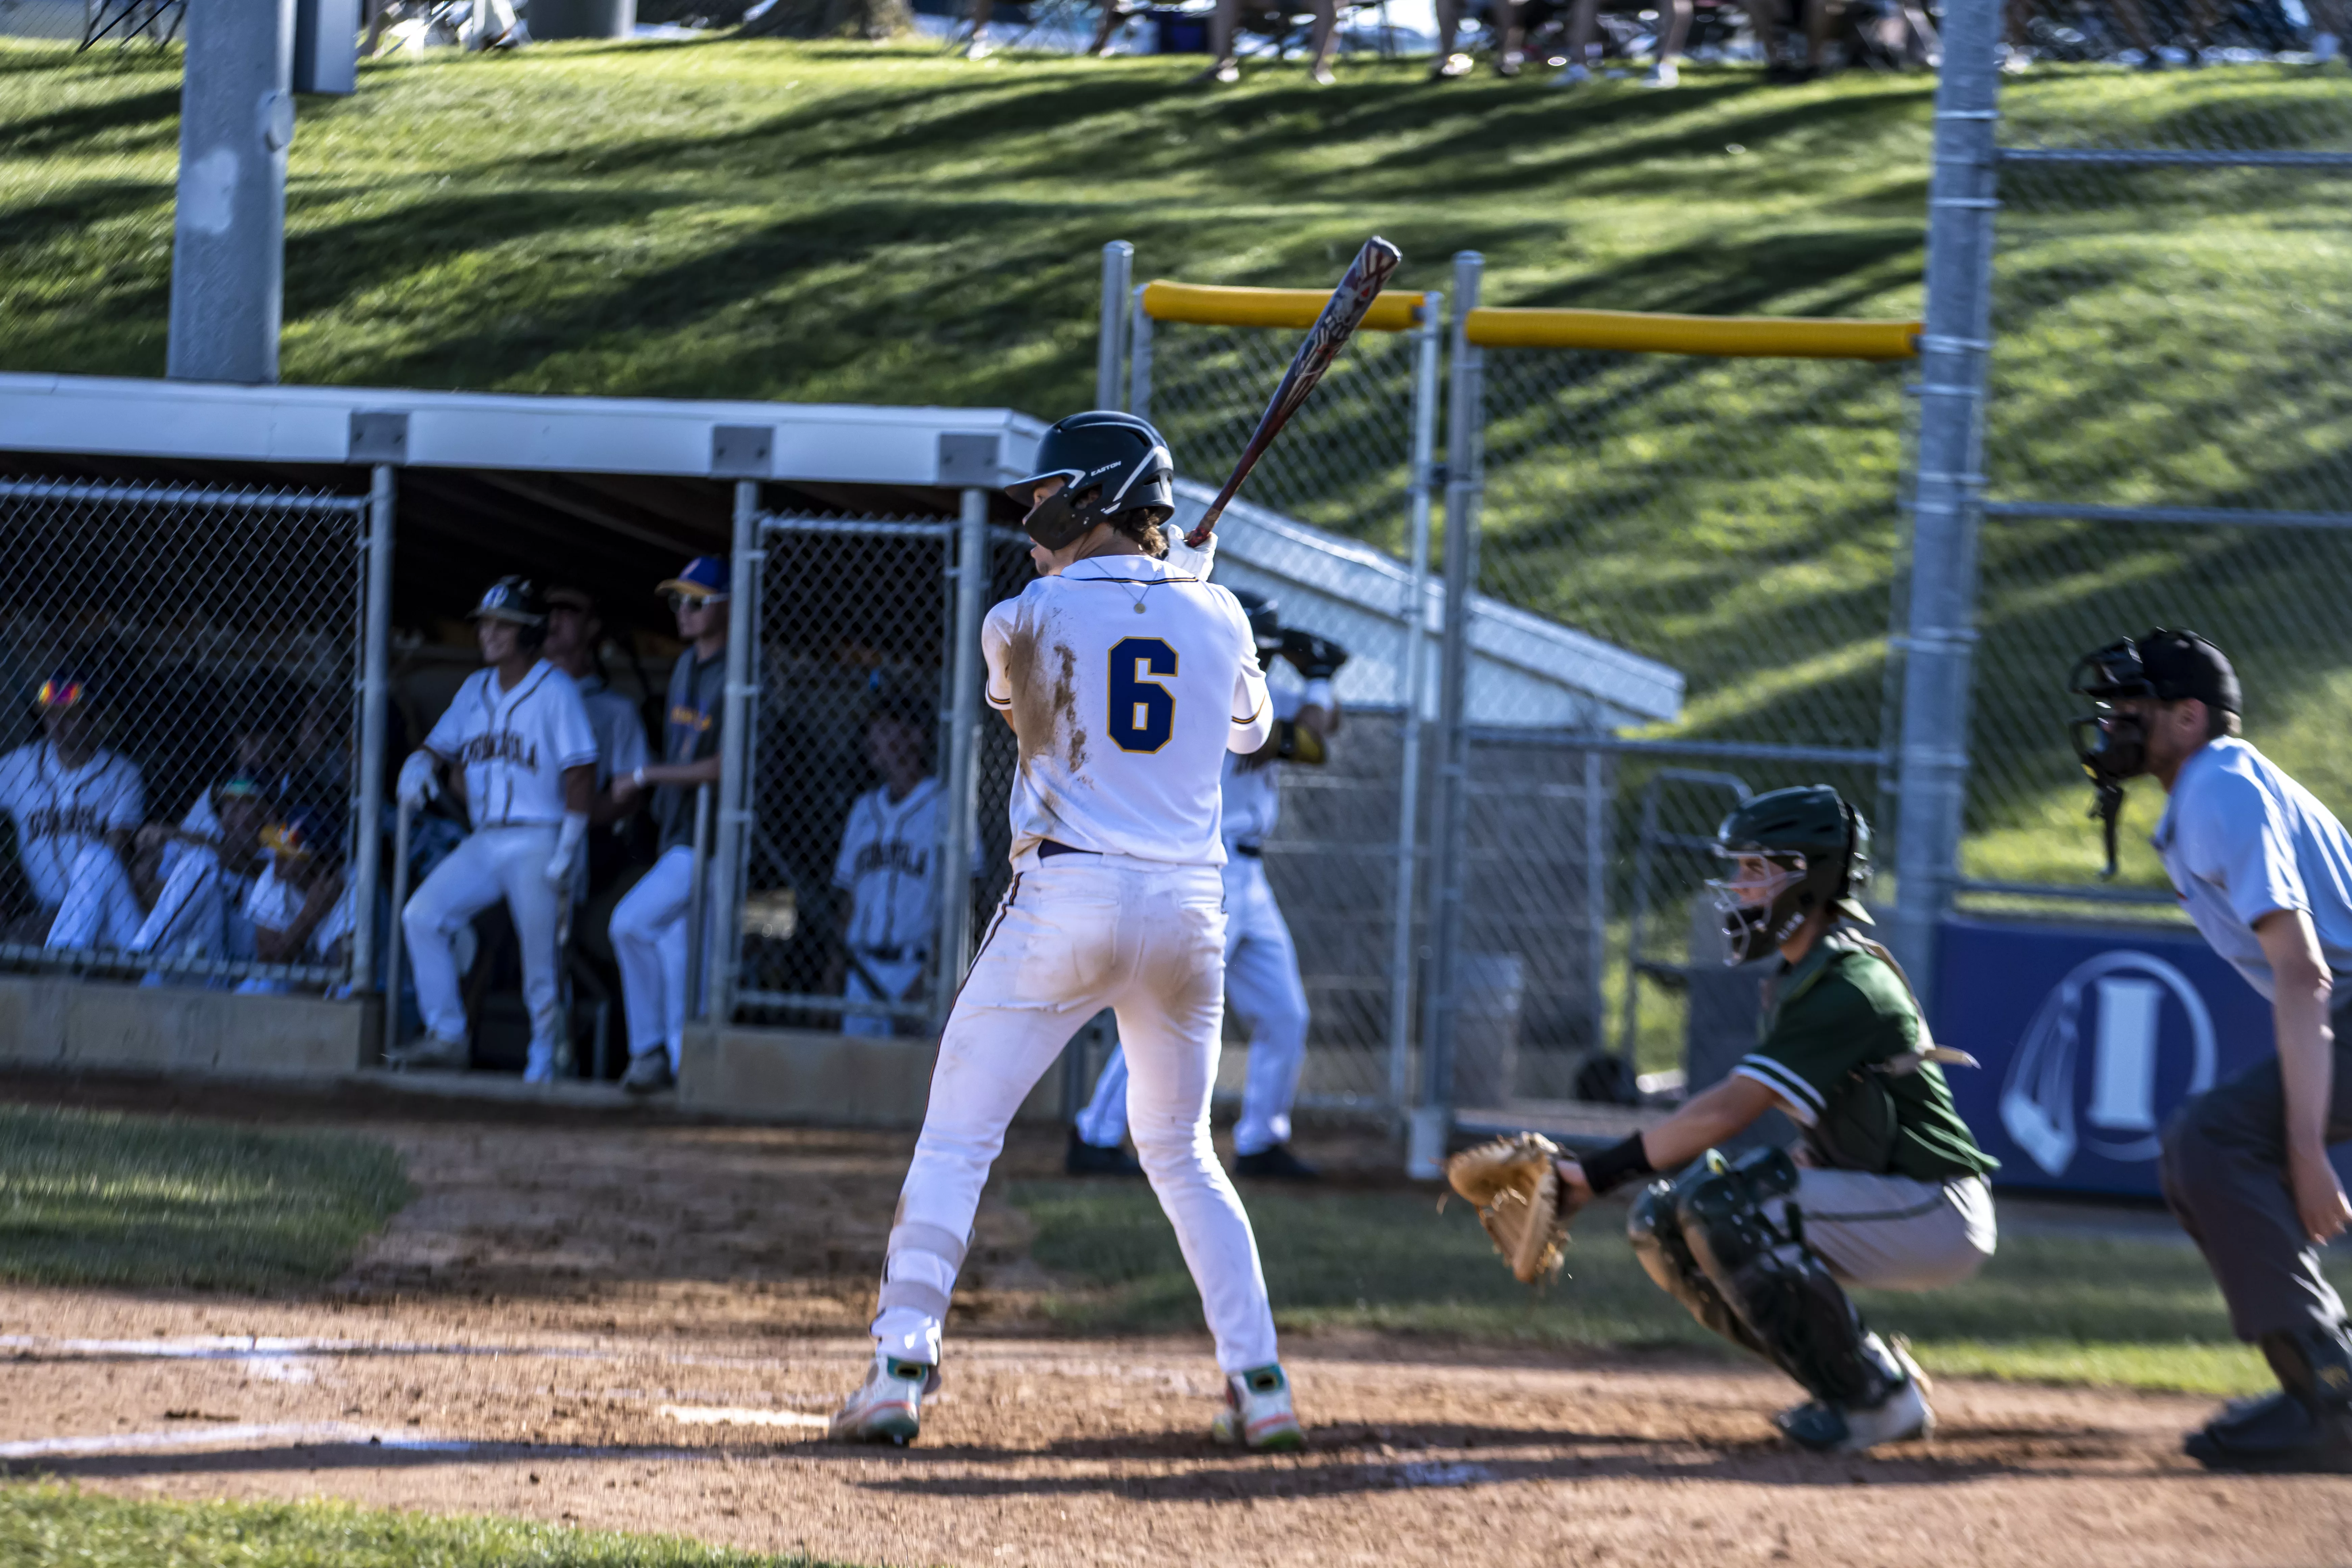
[1584,741,1609,1062]
[1128,289,1154,424]
[1411,252,1484,1180]
[167,0,296,384]
[934,487,991,1029]
[1890,0,2001,1009]
[350,464,394,996]
[1097,241,1134,411]
[705,480,761,1025]
[1387,289,1443,1122]
[686,784,713,1018]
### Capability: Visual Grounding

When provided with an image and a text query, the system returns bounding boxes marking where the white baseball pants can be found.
[1075,854,1310,1157]
[873,855,1280,1375]
[403,824,564,1051]
[46,843,231,965]
[611,845,705,1072]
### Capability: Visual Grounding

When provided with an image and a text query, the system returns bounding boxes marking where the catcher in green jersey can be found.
[1451,785,1999,1453]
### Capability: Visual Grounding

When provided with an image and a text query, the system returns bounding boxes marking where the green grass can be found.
[1013,1180,2352,1397]
[4,42,2349,885]
[0,1487,853,1568]
[0,1104,411,1292]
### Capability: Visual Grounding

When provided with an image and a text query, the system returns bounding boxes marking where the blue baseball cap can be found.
[658,557,729,602]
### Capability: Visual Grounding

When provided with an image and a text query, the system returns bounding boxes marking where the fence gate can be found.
[1435,262,1919,1122]
[1103,243,1444,1117]
[0,475,380,994]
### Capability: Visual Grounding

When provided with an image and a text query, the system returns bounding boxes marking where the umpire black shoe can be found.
[1233,1143,1320,1181]
[1065,1131,1143,1177]
[2187,1326,2352,1473]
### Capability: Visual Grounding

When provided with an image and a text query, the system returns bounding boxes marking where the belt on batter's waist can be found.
[1037,838,1094,860]
[1231,842,1264,859]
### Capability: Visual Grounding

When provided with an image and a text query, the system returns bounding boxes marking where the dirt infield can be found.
[3,1081,2350,1567]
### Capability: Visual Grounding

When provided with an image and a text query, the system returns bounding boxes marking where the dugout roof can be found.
[0,372,1682,726]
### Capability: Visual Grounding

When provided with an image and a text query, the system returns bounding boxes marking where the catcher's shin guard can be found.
[1626,1179,1770,1359]
[1674,1148,1893,1410]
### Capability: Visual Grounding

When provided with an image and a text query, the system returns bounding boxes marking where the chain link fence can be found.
[1460,304,1916,1098]
[1965,63,2352,901]
[1117,274,1442,1113]
[0,476,371,991]
[736,513,967,1034]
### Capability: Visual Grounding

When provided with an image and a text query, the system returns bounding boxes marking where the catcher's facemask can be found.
[2067,639,2154,878]
[1707,850,1812,966]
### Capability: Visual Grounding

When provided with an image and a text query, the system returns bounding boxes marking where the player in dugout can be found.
[1069,589,1345,1181]
[832,686,980,1039]
[1467,785,1999,1453]
[2071,629,2352,1472]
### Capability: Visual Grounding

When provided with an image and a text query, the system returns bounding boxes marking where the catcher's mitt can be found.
[1445,1132,1579,1285]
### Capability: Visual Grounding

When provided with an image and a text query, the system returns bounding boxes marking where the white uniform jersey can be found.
[0,741,144,906]
[575,673,651,791]
[423,662,598,828]
[833,776,983,955]
[984,555,1270,866]
[1220,685,1305,851]
[244,863,356,961]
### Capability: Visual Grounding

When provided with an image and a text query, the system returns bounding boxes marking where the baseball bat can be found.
[1183,235,1405,549]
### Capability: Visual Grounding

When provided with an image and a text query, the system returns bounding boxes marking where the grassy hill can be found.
[5,41,2349,899]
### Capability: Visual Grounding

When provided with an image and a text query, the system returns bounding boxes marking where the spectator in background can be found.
[1550,0,1689,85]
[1195,0,1343,84]
[0,670,146,948]
[832,691,977,1038]
[1429,0,1525,76]
[607,556,730,1095]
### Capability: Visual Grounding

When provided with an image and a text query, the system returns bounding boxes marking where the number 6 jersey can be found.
[983,553,1270,866]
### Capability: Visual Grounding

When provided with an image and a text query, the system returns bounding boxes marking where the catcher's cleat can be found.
[1776,1341,1934,1453]
[1065,1130,1144,1177]
[388,1034,468,1072]
[1233,1143,1320,1182]
[1210,1363,1306,1452]
[621,1051,675,1096]
[830,1354,937,1445]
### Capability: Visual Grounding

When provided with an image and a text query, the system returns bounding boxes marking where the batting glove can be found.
[397,751,441,809]
[546,812,588,892]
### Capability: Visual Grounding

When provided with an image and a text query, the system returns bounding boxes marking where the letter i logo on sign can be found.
[2086,976,2162,1134]
[2001,951,2219,1175]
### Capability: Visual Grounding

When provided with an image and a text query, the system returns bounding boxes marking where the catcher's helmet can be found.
[1707,785,1871,965]
[470,576,548,647]
[1005,411,1176,553]
[1231,588,1283,668]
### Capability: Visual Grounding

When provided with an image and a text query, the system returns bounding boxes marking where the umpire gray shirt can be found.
[2150,736,2352,1005]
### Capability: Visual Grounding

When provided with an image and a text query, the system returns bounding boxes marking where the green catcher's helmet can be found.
[1707,784,1872,965]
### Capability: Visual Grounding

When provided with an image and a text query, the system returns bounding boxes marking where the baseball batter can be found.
[1072,589,1346,1180]
[1462,786,1997,1453]
[0,671,146,948]
[608,556,732,1095]
[391,578,597,1083]
[830,411,1304,1452]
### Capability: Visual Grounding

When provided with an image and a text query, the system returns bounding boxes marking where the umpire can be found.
[2073,629,2352,1472]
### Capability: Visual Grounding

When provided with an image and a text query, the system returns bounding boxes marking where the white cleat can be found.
[830,1353,935,1445]
[1209,1363,1306,1452]
[1776,1339,1934,1453]
[1641,58,1679,87]
[388,1034,468,1072]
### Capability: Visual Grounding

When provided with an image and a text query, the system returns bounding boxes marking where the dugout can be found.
[0,369,1679,1125]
